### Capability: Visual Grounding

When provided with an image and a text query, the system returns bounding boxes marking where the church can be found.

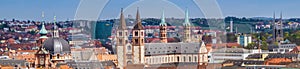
[116,8,208,69]
[34,16,72,68]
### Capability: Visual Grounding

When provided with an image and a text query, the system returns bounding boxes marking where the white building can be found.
[209,48,252,63]
[237,34,252,47]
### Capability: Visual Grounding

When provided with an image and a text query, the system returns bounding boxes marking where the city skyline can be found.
[0,0,300,21]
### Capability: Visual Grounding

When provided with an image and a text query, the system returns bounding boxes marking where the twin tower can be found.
[116,8,193,68]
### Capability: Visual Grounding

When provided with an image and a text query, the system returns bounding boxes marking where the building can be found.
[268,40,297,53]
[34,16,72,68]
[0,59,31,69]
[237,33,252,47]
[210,48,252,63]
[116,8,208,69]
[56,60,116,69]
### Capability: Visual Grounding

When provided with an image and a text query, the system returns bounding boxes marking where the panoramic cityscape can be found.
[1,0,300,69]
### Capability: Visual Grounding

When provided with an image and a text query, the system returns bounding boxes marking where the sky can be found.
[0,0,300,21]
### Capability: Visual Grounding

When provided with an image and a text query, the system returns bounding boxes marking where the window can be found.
[141,32,144,36]
[57,54,60,59]
[183,56,186,62]
[119,39,123,44]
[135,31,138,36]
[127,45,131,50]
[195,56,197,62]
[189,56,192,62]
[177,56,180,62]
[135,39,138,43]
[119,32,122,36]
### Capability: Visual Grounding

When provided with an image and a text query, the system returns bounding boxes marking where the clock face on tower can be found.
[40,56,45,64]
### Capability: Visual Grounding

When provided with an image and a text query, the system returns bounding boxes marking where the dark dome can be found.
[43,37,71,54]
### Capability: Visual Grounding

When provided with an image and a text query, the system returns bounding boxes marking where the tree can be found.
[245,43,256,49]
[261,41,268,50]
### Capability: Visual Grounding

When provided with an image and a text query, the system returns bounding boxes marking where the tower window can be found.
[119,32,122,36]
[135,31,138,36]
[135,39,138,44]
[119,39,122,44]
[141,32,144,36]
[127,46,131,50]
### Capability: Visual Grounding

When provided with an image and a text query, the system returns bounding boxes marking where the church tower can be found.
[35,46,51,68]
[159,10,168,43]
[272,12,284,43]
[53,16,59,38]
[38,12,48,46]
[35,12,51,68]
[183,9,191,43]
[116,8,130,68]
[131,8,145,64]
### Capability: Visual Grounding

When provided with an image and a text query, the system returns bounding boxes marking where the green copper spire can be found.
[39,23,48,35]
[53,16,57,29]
[39,11,48,35]
[159,10,167,26]
[183,8,191,26]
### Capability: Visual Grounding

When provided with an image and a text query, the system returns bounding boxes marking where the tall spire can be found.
[136,7,141,24]
[279,12,283,41]
[272,12,276,42]
[159,9,168,43]
[133,7,144,30]
[118,8,127,30]
[39,11,48,38]
[184,8,190,25]
[53,16,59,37]
[54,16,57,29]
[159,9,167,26]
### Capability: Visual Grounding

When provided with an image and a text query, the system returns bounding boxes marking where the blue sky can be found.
[0,0,300,21]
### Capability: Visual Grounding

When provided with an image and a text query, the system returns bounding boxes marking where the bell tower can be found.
[35,47,51,68]
[272,12,284,43]
[183,8,191,43]
[116,8,129,69]
[53,16,59,38]
[38,12,48,46]
[131,8,145,64]
[159,10,168,43]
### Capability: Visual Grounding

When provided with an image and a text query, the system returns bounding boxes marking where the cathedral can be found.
[116,8,208,69]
